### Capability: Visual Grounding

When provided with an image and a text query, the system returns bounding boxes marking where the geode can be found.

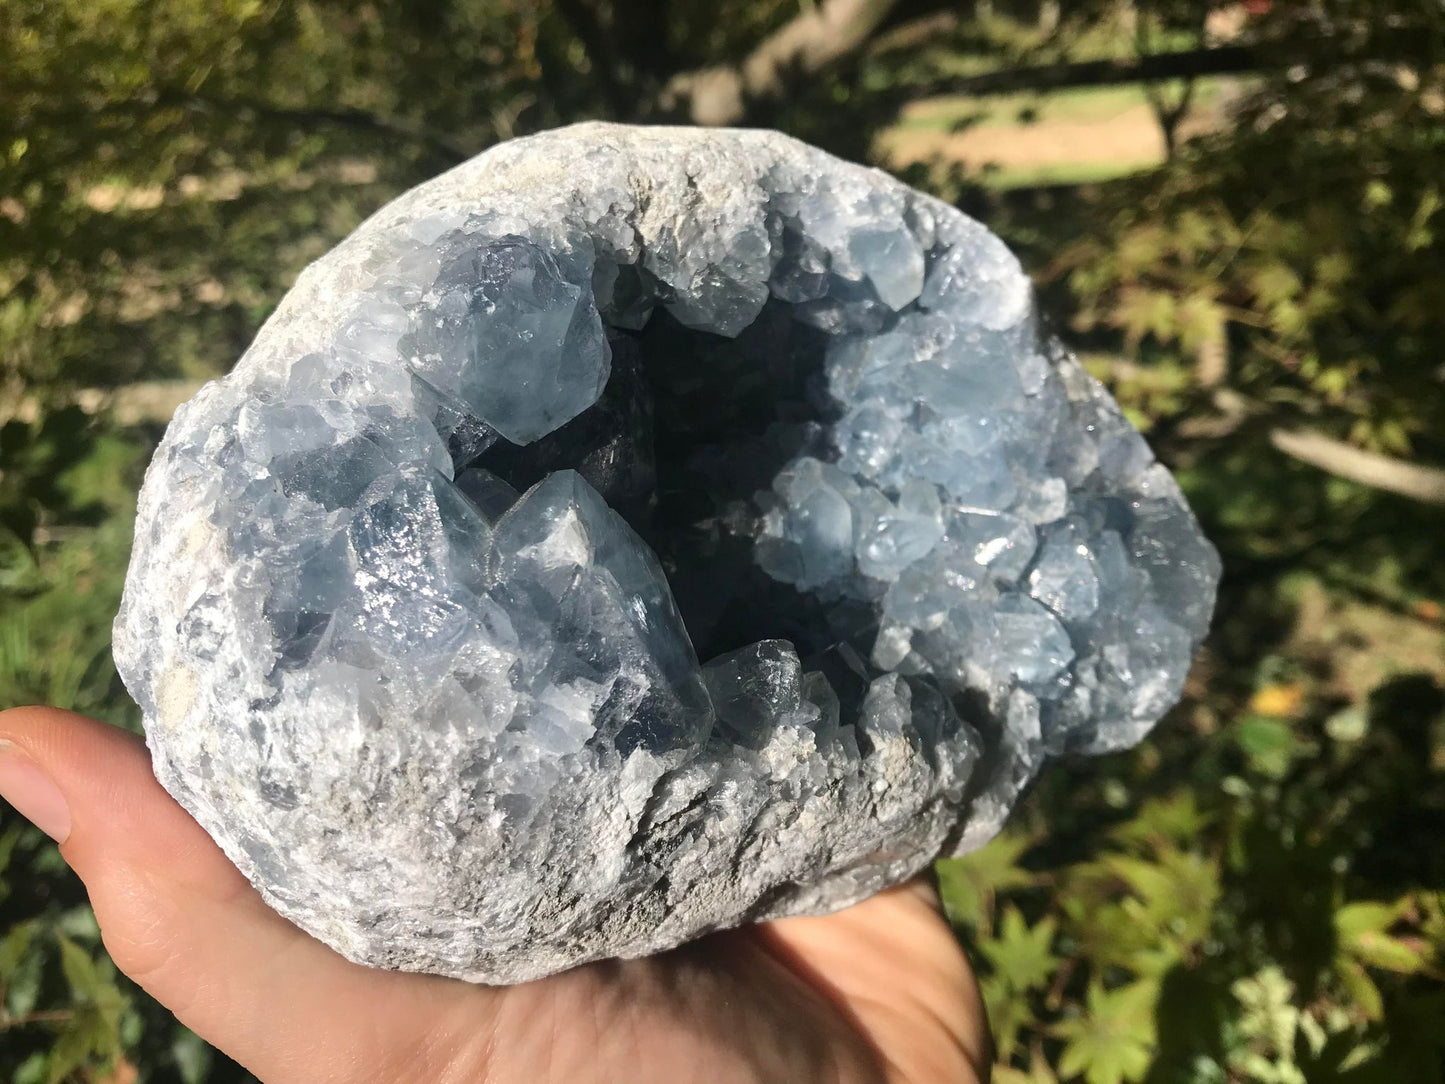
[114,123,1220,984]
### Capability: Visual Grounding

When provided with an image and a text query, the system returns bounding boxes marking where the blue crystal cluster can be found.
[115,125,1219,983]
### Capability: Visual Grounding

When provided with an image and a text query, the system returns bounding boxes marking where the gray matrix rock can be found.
[114,123,1221,984]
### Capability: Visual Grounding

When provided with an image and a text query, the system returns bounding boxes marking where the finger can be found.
[0,707,495,1083]
[757,880,991,1083]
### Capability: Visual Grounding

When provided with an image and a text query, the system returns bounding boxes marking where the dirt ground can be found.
[879,98,1228,180]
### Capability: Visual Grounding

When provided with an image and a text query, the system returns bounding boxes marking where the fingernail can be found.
[0,739,72,843]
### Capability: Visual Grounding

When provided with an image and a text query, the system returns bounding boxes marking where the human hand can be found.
[0,707,988,1083]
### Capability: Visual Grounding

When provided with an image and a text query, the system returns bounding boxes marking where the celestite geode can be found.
[114,123,1220,984]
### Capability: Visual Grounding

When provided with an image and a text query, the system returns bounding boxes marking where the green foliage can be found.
[1054,981,1156,1084]
[1,821,151,1083]
[1051,2,1445,459]
[938,662,1445,1081]
[3,0,1444,1080]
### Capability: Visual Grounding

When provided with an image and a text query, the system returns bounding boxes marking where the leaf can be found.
[58,934,105,1002]
[981,975,1034,1064]
[1249,261,1303,309]
[0,529,43,592]
[1335,900,1425,975]
[1172,208,1223,258]
[46,1024,96,1084]
[0,919,36,980]
[1115,224,1170,274]
[1232,966,1300,1052]
[1109,792,1212,851]
[13,1053,48,1084]
[1054,981,1157,1084]
[1051,896,1150,971]
[171,1027,214,1084]
[981,906,1059,994]
[936,831,1036,928]
[1102,855,1175,913]
[1155,848,1222,949]
[1334,900,1403,942]
[5,934,44,1018]
[1100,846,1220,955]
[1175,293,1226,356]
[1060,895,1157,971]
[1334,959,1384,1022]
[1112,288,1178,345]
[57,933,128,1031]
[1346,936,1427,977]
[1234,715,1311,779]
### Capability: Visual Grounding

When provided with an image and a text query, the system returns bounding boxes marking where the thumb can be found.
[0,706,495,1083]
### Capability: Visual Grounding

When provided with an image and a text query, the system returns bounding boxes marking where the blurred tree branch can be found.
[911,44,1255,98]
[866,11,958,54]
[1142,71,1197,158]
[659,0,904,125]
[1135,5,1206,159]
[1270,429,1445,506]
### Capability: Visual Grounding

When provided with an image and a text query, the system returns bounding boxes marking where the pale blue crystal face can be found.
[703,639,830,747]
[409,237,611,444]
[488,470,712,755]
[115,127,1220,984]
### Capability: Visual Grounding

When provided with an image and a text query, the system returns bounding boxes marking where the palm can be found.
[425,881,985,1082]
[0,707,987,1083]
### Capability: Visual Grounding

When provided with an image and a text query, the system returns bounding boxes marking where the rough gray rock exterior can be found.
[114,123,1220,984]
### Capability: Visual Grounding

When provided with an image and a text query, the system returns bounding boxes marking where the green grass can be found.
[980,157,1159,190]
[896,76,1236,133]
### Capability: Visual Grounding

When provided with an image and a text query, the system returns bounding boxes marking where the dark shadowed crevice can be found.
[468,294,885,682]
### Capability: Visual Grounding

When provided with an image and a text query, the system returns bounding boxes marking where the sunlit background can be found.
[2,1,1443,1080]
